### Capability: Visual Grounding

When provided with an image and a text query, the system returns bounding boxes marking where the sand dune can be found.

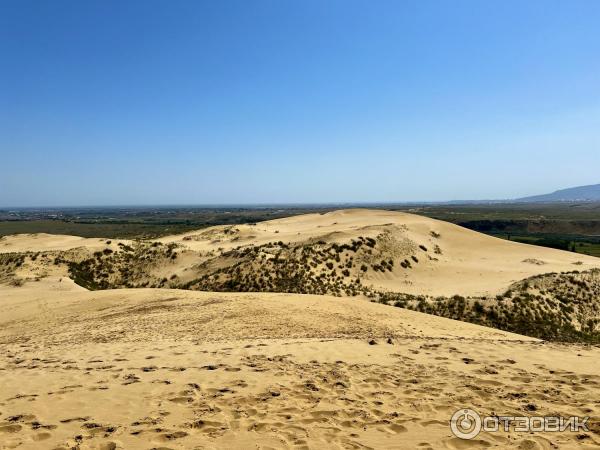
[0,234,119,253]
[1,209,599,449]
[2,209,598,297]
[0,288,529,344]
[170,208,598,297]
[1,288,598,449]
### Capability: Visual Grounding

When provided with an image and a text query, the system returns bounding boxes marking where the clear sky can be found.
[1,0,599,207]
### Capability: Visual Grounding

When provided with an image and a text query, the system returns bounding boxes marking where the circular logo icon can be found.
[450,408,482,439]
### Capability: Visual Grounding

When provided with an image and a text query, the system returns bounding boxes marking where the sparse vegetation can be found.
[370,269,600,343]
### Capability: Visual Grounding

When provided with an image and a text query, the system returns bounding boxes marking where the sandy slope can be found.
[1,287,599,449]
[2,209,598,297]
[0,234,119,253]
[162,208,600,296]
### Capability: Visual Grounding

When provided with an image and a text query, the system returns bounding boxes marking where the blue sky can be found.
[1,0,599,206]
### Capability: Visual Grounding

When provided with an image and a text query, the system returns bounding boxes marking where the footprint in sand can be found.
[32,432,52,441]
[157,430,188,441]
[0,423,22,433]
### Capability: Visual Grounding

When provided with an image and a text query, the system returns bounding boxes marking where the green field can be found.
[0,207,331,239]
[492,234,600,257]
[392,202,600,221]
[0,220,202,239]
[574,241,600,257]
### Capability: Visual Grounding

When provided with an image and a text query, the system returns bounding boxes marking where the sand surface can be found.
[0,234,117,254]
[1,210,599,449]
[1,287,599,449]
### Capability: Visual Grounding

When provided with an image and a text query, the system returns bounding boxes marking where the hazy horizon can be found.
[1,179,599,209]
[2,1,600,207]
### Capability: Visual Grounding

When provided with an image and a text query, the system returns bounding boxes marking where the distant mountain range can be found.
[516,183,600,203]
